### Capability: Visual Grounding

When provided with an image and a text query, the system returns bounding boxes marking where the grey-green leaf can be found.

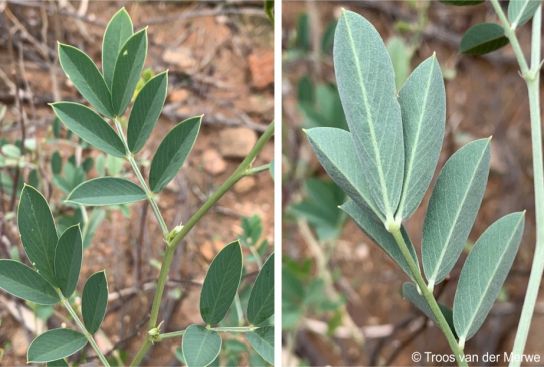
[127,71,168,153]
[83,209,106,249]
[422,138,491,287]
[51,102,125,157]
[67,177,146,206]
[0,260,59,305]
[111,29,148,116]
[58,43,113,117]
[149,115,201,193]
[54,225,82,297]
[182,325,222,367]
[48,359,68,367]
[200,241,243,324]
[102,8,133,88]
[341,199,418,280]
[246,326,274,365]
[305,127,383,222]
[402,283,455,336]
[508,0,541,28]
[453,212,525,342]
[386,36,413,89]
[27,328,87,363]
[82,270,108,334]
[247,253,274,325]
[396,55,446,220]
[460,23,509,55]
[18,185,58,283]
[334,10,404,219]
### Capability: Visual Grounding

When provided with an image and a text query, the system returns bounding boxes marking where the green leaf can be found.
[247,253,274,325]
[264,0,274,23]
[460,23,509,55]
[127,71,168,153]
[27,328,87,363]
[453,212,525,341]
[67,177,146,206]
[305,127,383,221]
[340,199,418,280]
[47,359,68,367]
[51,152,62,175]
[386,36,414,89]
[334,10,404,219]
[82,270,108,334]
[54,225,82,297]
[58,43,113,117]
[182,325,222,367]
[149,115,201,192]
[508,0,541,28]
[0,260,59,304]
[402,283,455,336]
[18,185,58,283]
[51,102,125,157]
[439,0,484,5]
[422,138,491,287]
[397,55,446,220]
[200,241,243,324]
[102,8,134,87]
[83,209,106,249]
[246,326,274,365]
[111,29,148,116]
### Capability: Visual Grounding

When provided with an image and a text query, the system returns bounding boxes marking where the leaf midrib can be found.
[428,143,488,284]
[458,216,522,339]
[512,0,532,26]
[396,59,435,219]
[343,14,393,217]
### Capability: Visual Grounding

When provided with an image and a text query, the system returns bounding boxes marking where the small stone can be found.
[218,127,258,158]
[248,50,274,89]
[12,328,29,356]
[234,176,256,194]
[162,47,197,70]
[202,149,227,175]
[169,89,190,103]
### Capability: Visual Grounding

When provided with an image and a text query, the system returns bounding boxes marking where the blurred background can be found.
[282,1,544,366]
[0,1,273,365]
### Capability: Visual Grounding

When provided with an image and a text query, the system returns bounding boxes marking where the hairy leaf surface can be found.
[182,325,222,367]
[508,0,541,28]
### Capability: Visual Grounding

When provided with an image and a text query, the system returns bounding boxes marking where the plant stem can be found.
[507,5,544,365]
[113,117,169,237]
[129,122,274,366]
[59,291,111,367]
[157,326,258,341]
[389,228,467,367]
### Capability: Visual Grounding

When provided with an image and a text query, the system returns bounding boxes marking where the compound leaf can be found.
[246,326,274,365]
[51,102,125,157]
[58,44,113,117]
[334,10,404,218]
[82,270,108,334]
[67,177,146,206]
[149,115,201,193]
[397,55,446,220]
[453,212,525,341]
[0,259,59,305]
[54,225,82,297]
[182,325,222,367]
[422,138,491,287]
[27,328,87,363]
[460,23,509,55]
[111,29,148,116]
[127,71,168,153]
[247,254,274,325]
[508,0,541,28]
[200,241,243,324]
[102,8,133,88]
[18,185,58,283]
[341,199,418,281]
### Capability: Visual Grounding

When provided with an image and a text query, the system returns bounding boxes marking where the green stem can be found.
[157,326,258,341]
[59,291,111,367]
[388,227,467,367]
[129,122,274,366]
[113,117,169,237]
[507,5,544,366]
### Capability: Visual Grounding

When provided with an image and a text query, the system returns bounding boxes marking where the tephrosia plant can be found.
[0,8,274,367]
[306,9,526,366]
